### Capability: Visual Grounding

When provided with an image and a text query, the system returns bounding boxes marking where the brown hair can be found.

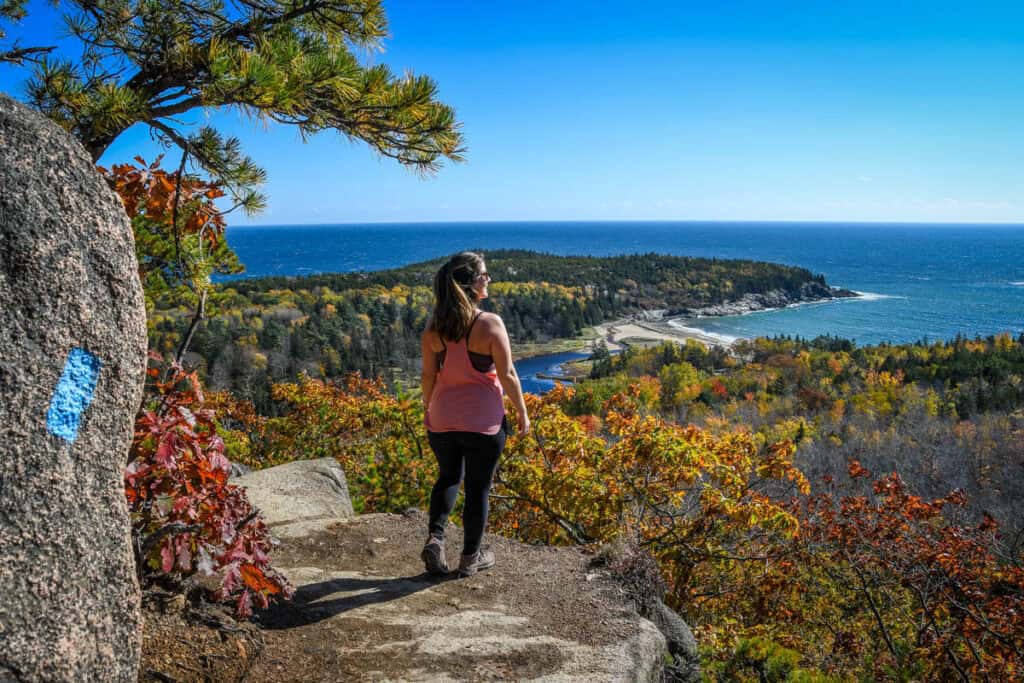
[429,251,485,341]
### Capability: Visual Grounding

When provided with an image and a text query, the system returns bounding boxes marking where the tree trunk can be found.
[86,131,120,163]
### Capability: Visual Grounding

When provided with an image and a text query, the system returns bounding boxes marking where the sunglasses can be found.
[476,272,491,282]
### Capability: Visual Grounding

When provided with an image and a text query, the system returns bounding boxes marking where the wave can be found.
[1010,281,1024,286]
[851,291,907,301]
[665,320,740,344]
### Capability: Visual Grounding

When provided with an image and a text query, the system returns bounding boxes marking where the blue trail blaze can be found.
[46,347,102,442]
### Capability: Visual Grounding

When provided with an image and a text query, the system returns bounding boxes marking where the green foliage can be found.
[237,250,834,311]
[720,637,836,682]
[0,0,25,19]
[0,0,25,30]
[562,374,635,416]
[4,0,464,207]
[592,339,732,379]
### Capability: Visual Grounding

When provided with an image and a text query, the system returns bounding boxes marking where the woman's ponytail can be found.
[430,252,485,341]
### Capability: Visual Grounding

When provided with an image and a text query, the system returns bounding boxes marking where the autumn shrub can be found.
[213,373,437,514]
[99,156,242,318]
[493,382,809,609]
[198,369,1024,677]
[125,355,293,617]
[790,462,1024,680]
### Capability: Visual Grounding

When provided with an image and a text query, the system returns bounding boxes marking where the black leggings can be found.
[426,419,507,556]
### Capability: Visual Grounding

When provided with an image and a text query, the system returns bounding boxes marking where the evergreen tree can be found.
[0,0,464,210]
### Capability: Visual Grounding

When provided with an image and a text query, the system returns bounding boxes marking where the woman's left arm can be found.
[421,330,440,409]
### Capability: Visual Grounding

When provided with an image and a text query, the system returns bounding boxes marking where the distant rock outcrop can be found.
[0,95,147,681]
[682,282,859,318]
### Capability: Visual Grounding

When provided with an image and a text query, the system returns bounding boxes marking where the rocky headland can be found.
[676,282,860,318]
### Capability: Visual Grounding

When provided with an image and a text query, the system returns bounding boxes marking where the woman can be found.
[420,251,530,577]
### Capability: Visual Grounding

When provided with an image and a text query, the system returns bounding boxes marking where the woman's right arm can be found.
[487,314,530,435]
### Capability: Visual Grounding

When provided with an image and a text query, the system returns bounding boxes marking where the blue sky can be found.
[2,1,1023,224]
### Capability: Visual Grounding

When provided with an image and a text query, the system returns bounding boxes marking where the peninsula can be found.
[149,251,856,411]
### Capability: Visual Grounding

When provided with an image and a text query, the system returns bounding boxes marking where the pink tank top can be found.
[425,314,505,435]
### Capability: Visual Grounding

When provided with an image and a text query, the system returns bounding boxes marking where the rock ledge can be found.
[144,459,679,681]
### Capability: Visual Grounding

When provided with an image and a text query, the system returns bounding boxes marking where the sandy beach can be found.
[582,290,867,354]
[586,317,735,352]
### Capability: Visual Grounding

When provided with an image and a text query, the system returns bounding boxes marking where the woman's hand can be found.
[516,411,531,436]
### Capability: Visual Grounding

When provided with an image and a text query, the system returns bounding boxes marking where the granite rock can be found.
[0,94,146,681]
[233,457,355,538]
[649,599,701,683]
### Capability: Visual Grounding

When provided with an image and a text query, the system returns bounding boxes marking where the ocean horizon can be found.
[222,220,1024,349]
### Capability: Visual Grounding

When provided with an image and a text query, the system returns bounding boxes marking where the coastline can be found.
[512,320,730,361]
[587,319,731,352]
[516,288,866,391]
[580,288,864,353]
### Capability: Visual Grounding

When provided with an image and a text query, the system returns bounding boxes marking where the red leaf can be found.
[161,542,175,573]
[235,590,253,619]
[240,564,283,595]
[155,436,178,469]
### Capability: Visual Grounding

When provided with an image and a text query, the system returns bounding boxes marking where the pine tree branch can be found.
[149,96,204,119]
[149,87,194,107]
[18,0,461,202]
[148,119,193,158]
[219,0,362,45]
[0,44,55,65]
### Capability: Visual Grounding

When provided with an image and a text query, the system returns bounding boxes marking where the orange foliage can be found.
[100,155,226,243]
[493,380,809,616]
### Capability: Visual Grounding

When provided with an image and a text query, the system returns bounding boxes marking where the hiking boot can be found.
[420,535,449,575]
[457,547,495,578]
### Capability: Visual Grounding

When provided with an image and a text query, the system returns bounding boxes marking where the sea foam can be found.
[851,291,906,301]
[665,319,739,344]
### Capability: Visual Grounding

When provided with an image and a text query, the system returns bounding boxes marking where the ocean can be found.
[222,222,1024,392]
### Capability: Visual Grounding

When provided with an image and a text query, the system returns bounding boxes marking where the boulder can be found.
[0,95,147,680]
[228,459,253,478]
[233,458,355,538]
[648,599,701,683]
[590,537,702,681]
